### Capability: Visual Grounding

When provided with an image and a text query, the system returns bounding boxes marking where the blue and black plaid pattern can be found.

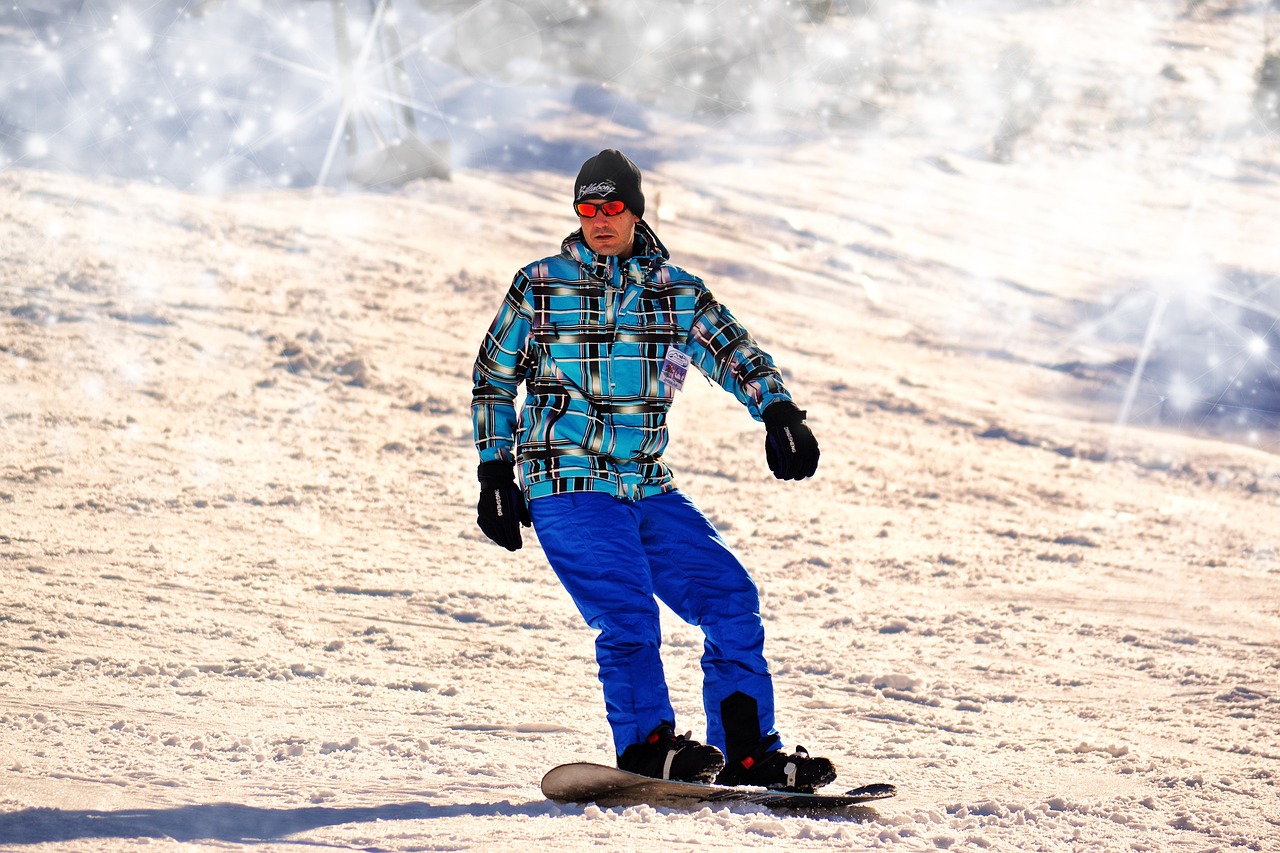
[473,222,792,501]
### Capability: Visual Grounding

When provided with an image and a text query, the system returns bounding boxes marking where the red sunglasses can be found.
[575,199,627,218]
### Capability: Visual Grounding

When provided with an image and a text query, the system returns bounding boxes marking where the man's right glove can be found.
[762,401,820,480]
[476,460,531,551]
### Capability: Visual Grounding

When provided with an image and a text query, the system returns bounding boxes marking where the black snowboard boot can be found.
[618,724,726,783]
[715,734,836,792]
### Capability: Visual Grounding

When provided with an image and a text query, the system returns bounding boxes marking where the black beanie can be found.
[574,149,644,218]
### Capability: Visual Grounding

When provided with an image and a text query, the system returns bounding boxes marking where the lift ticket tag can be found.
[661,346,691,391]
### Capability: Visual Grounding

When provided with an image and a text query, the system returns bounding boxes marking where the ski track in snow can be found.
[4,1,1280,851]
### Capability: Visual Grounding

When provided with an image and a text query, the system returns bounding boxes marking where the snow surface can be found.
[2,0,1280,851]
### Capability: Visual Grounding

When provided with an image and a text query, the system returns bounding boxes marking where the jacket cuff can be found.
[751,391,793,422]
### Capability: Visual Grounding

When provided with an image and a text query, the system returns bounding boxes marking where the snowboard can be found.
[541,762,896,812]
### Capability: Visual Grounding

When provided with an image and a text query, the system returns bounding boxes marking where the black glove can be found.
[762,401,819,480]
[476,460,531,551]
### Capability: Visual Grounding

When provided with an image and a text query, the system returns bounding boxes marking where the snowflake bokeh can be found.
[2,0,1277,443]
[0,0,1056,188]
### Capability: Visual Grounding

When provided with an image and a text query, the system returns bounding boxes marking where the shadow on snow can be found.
[0,796,884,845]
[0,800,555,845]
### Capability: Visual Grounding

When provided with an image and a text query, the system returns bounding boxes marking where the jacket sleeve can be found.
[686,287,792,421]
[472,271,535,462]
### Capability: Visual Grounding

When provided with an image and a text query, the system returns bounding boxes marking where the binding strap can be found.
[662,749,677,780]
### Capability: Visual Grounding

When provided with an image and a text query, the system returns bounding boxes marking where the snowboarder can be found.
[470,149,834,792]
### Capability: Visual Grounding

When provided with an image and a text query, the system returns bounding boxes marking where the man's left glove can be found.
[476,460,531,551]
[762,401,820,481]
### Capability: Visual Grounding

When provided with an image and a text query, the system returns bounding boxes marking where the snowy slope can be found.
[3,1,1280,851]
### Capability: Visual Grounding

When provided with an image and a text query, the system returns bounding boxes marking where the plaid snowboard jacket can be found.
[472,221,793,502]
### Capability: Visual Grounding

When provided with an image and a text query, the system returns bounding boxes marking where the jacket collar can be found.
[562,219,669,281]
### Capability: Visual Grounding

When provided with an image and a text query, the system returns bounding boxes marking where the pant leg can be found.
[529,492,675,756]
[635,491,780,762]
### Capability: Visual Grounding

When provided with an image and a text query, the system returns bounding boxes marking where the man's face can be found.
[577,199,638,257]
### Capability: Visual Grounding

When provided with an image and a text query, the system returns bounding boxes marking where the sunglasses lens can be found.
[576,200,627,217]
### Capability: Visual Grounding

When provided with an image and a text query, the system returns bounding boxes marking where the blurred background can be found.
[2,0,1279,441]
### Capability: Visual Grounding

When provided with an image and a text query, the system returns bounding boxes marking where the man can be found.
[470,149,833,791]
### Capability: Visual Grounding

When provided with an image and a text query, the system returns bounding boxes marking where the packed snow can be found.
[2,1,1279,851]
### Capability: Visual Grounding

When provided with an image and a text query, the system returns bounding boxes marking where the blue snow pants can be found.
[529,490,779,758]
